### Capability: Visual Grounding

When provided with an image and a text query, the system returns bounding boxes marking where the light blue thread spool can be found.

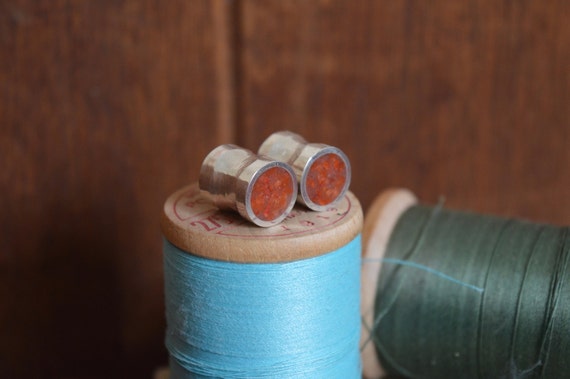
[161,183,363,379]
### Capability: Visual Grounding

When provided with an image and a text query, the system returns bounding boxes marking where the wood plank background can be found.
[1,1,568,377]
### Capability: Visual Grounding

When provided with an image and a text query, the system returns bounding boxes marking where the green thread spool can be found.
[361,189,570,379]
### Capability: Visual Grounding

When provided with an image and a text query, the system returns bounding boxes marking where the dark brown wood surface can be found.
[0,1,231,377]
[1,1,568,377]
[237,0,570,224]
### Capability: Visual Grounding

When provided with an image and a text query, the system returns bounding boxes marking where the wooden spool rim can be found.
[161,183,363,263]
[360,188,418,379]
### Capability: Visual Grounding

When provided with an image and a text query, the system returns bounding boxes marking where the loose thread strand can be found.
[476,219,513,379]
[507,226,545,377]
[538,228,570,378]
[367,203,443,378]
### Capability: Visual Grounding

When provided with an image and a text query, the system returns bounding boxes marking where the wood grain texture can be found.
[1,0,569,377]
[237,0,570,224]
[0,1,232,377]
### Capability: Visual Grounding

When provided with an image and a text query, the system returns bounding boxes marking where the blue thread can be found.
[363,257,484,293]
[164,235,362,378]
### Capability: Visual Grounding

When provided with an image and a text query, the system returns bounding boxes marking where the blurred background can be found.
[1,0,568,377]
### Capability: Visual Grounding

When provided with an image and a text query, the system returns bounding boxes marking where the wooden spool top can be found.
[161,183,363,263]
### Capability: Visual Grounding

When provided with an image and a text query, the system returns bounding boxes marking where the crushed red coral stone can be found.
[250,167,294,221]
[305,153,347,206]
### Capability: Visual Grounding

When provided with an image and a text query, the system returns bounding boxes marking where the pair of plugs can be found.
[199,131,351,227]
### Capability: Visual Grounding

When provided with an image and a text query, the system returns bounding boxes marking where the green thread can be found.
[372,205,570,379]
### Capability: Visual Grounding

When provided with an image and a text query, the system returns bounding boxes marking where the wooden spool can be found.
[158,182,363,378]
[360,188,418,379]
[161,183,363,263]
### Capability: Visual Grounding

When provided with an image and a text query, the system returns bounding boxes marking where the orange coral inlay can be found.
[250,167,294,221]
[306,153,347,206]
